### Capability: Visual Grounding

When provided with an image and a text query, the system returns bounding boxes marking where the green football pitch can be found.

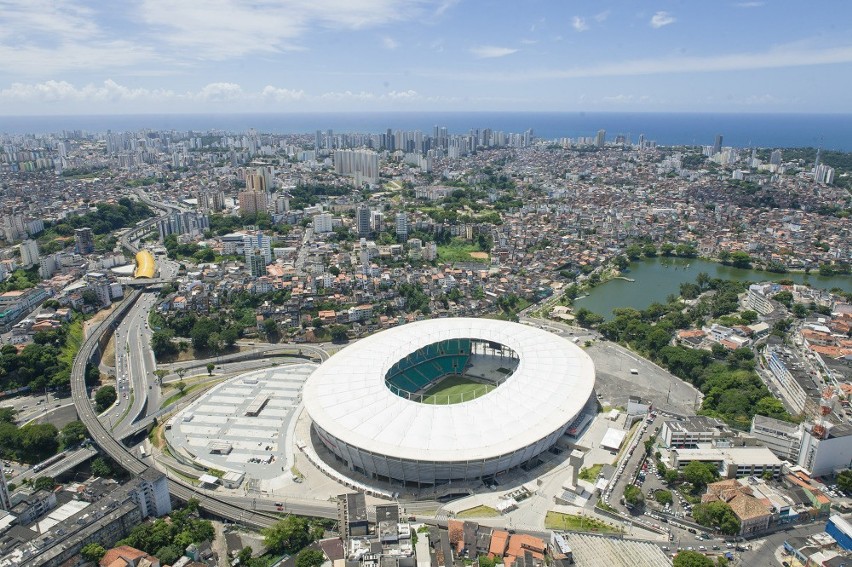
[421,375,494,405]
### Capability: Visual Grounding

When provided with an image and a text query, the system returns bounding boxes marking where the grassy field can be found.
[457,505,500,518]
[422,375,494,404]
[544,511,623,533]
[437,240,490,264]
[578,463,604,482]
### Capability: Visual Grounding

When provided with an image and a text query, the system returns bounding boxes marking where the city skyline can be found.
[1,0,852,115]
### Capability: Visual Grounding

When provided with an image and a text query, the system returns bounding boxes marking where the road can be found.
[740,523,825,566]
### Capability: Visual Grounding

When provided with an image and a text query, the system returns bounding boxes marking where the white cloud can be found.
[197,82,244,102]
[0,1,160,75]
[434,0,459,16]
[650,11,676,29]
[260,85,306,101]
[136,0,447,60]
[470,45,518,59]
[734,1,764,7]
[386,89,418,99]
[429,43,852,81]
[594,10,611,23]
[0,79,176,103]
[571,16,589,32]
[319,90,377,101]
[0,80,429,108]
[382,36,399,50]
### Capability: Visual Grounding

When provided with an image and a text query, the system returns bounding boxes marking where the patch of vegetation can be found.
[0,266,41,293]
[456,505,500,518]
[544,511,622,533]
[117,500,214,565]
[692,500,741,535]
[438,238,489,264]
[578,463,604,482]
[588,274,794,429]
[43,198,152,237]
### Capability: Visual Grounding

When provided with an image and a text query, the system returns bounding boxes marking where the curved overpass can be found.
[71,293,284,528]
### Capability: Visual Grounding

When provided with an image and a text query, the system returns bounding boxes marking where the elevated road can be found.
[13,447,98,483]
[71,290,279,529]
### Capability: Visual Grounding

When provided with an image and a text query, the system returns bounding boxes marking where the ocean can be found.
[2,111,851,150]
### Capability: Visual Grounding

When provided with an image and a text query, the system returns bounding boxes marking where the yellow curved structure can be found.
[134,250,156,279]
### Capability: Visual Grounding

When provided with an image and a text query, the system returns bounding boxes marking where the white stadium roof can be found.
[303,318,596,463]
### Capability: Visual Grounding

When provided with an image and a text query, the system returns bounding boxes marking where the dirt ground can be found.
[468,251,489,259]
[82,303,116,338]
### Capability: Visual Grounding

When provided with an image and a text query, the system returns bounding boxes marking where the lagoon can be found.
[575,257,852,320]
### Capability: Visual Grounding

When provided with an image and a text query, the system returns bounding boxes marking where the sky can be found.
[1,0,852,115]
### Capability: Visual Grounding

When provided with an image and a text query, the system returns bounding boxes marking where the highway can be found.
[71,289,283,529]
[68,193,289,529]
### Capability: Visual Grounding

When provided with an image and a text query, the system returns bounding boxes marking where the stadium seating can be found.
[386,339,472,395]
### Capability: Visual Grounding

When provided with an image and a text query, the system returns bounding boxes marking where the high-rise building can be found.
[334,149,380,185]
[243,232,272,265]
[769,149,782,166]
[19,239,39,266]
[74,227,95,254]
[337,493,368,541]
[127,469,172,518]
[356,205,371,237]
[395,212,408,241]
[0,467,11,511]
[713,134,723,156]
[238,190,269,216]
[314,213,333,234]
[245,172,266,192]
[248,250,267,278]
[595,129,606,148]
[371,210,384,232]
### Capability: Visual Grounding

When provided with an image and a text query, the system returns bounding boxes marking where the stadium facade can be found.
[303,318,596,486]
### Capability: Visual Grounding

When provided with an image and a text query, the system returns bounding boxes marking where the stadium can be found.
[302,318,596,486]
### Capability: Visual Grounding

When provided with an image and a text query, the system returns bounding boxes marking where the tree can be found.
[238,547,254,564]
[625,244,643,260]
[33,476,55,491]
[682,461,717,489]
[673,550,714,567]
[729,251,752,269]
[330,325,348,343]
[156,545,183,565]
[95,385,117,412]
[655,490,673,505]
[151,330,178,358]
[176,367,187,380]
[91,457,113,478]
[739,310,758,324]
[176,380,186,394]
[623,484,644,508]
[82,289,100,306]
[837,469,852,493]
[692,501,740,535]
[0,407,17,423]
[206,362,215,376]
[61,420,87,447]
[81,542,107,562]
[262,516,313,554]
[263,318,278,338]
[664,469,680,485]
[296,549,326,567]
